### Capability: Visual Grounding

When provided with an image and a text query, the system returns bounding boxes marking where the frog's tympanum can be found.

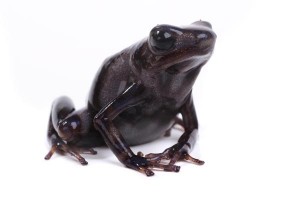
[45,20,216,176]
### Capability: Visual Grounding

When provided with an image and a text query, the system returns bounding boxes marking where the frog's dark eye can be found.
[149,29,175,51]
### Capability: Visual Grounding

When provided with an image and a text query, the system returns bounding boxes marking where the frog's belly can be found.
[114,109,176,146]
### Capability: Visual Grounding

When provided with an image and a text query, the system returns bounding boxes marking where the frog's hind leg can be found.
[44,96,97,165]
[164,116,184,137]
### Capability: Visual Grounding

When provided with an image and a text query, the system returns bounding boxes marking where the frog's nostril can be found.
[197,33,209,40]
[197,31,217,43]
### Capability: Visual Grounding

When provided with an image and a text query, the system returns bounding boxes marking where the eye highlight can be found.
[149,28,175,51]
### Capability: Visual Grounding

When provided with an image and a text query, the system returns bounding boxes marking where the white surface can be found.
[1,0,300,199]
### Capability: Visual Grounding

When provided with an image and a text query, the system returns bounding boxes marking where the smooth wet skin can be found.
[45,20,216,176]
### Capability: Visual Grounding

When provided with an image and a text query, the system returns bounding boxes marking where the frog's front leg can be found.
[145,93,205,166]
[93,83,180,176]
[44,96,97,165]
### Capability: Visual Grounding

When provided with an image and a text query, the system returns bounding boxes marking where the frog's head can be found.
[131,20,216,74]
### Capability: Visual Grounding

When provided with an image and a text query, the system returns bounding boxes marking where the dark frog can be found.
[45,20,217,176]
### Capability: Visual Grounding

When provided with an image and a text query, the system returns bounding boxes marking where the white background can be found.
[0,0,300,199]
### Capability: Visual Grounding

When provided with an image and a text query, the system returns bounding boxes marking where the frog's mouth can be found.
[163,51,213,74]
[165,60,200,74]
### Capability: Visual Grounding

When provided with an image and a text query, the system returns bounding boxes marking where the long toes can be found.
[59,144,89,165]
[142,168,155,177]
[145,152,162,159]
[144,151,204,170]
[149,162,180,172]
[169,153,181,165]
[84,148,97,155]
[44,151,53,160]
[44,153,53,160]
[162,164,180,172]
[183,153,205,165]
[44,145,58,160]
[145,152,170,163]
[71,153,88,165]
[79,158,88,165]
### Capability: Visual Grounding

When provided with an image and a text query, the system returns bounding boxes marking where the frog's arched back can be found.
[45,20,216,176]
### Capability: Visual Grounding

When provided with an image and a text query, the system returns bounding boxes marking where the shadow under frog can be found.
[45,20,216,176]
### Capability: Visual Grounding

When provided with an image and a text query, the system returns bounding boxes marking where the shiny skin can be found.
[45,20,216,176]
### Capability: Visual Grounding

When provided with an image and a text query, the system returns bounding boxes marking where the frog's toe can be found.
[124,154,180,176]
[138,152,180,172]
[44,142,90,165]
[78,147,98,155]
[181,153,205,165]
[148,162,181,172]
[145,145,204,167]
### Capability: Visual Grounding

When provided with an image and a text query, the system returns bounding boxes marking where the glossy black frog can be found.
[45,20,216,176]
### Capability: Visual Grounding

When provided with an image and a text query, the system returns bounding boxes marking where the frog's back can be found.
[88,50,134,111]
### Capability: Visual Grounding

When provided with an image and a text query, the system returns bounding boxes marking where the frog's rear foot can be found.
[45,96,97,165]
[44,133,98,165]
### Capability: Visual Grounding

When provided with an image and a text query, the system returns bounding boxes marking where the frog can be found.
[44,20,216,176]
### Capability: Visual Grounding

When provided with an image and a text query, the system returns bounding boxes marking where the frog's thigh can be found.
[51,96,92,141]
[45,96,96,165]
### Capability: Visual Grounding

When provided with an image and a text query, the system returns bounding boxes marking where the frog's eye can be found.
[149,29,175,51]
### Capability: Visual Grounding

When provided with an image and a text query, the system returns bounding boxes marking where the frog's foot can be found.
[145,144,204,166]
[124,153,181,177]
[44,141,97,165]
